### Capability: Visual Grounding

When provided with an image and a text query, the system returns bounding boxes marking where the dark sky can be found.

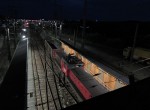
[0,0,150,21]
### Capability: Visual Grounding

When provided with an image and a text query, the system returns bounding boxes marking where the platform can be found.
[0,39,27,109]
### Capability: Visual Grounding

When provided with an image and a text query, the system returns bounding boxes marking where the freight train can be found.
[45,40,108,100]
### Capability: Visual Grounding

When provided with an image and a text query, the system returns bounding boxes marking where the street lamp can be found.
[6,28,12,62]
[54,21,57,38]
[22,28,26,32]
[22,35,26,39]
[81,0,88,49]
[130,24,139,62]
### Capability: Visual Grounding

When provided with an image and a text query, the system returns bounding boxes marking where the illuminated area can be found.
[61,42,127,91]
[24,21,29,27]
[22,35,26,39]
[22,28,26,32]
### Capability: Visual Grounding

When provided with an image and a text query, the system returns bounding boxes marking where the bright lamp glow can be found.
[22,29,26,31]
[22,35,26,39]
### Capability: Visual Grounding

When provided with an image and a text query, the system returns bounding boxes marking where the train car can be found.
[45,40,63,58]
[61,58,108,100]
[60,41,129,91]
[45,40,108,100]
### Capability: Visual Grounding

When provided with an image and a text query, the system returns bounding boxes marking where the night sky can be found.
[0,0,150,20]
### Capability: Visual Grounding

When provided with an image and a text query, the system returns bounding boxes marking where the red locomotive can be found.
[46,40,108,100]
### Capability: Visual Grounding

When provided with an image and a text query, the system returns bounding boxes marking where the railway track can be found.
[31,42,51,110]
[30,33,80,110]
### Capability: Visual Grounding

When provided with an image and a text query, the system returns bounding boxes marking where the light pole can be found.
[6,28,12,62]
[14,19,17,48]
[73,29,76,47]
[74,26,78,47]
[130,24,139,62]
[54,21,57,38]
[81,0,88,49]
[59,22,62,38]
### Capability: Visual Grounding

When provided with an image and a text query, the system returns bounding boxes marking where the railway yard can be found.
[26,27,129,109]
[28,31,82,110]
[1,22,150,110]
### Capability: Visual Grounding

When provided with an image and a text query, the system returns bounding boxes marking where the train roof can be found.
[54,45,108,97]
[90,59,129,84]
[60,40,129,84]
[71,68,108,97]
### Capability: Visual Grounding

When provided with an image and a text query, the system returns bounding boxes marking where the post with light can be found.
[81,0,88,49]
[74,26,78,47]
[6,28,12,62]
[130,24,139,62]
[59,22,62,39]
[55,21,57,38]
[14,19,17,48]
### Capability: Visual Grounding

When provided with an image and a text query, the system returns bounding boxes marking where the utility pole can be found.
[74,27,78,47]
[53,0,58,39]
[9,5,17,49]
[73,29,76,47]
[53,0,57,20]
[55,22,57,38]
[59,22,62,39]
[6,28,12,62]
[13,8,17,49]
[130,24,139,62]
[81,0,87,49]
[14,18,17,48]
